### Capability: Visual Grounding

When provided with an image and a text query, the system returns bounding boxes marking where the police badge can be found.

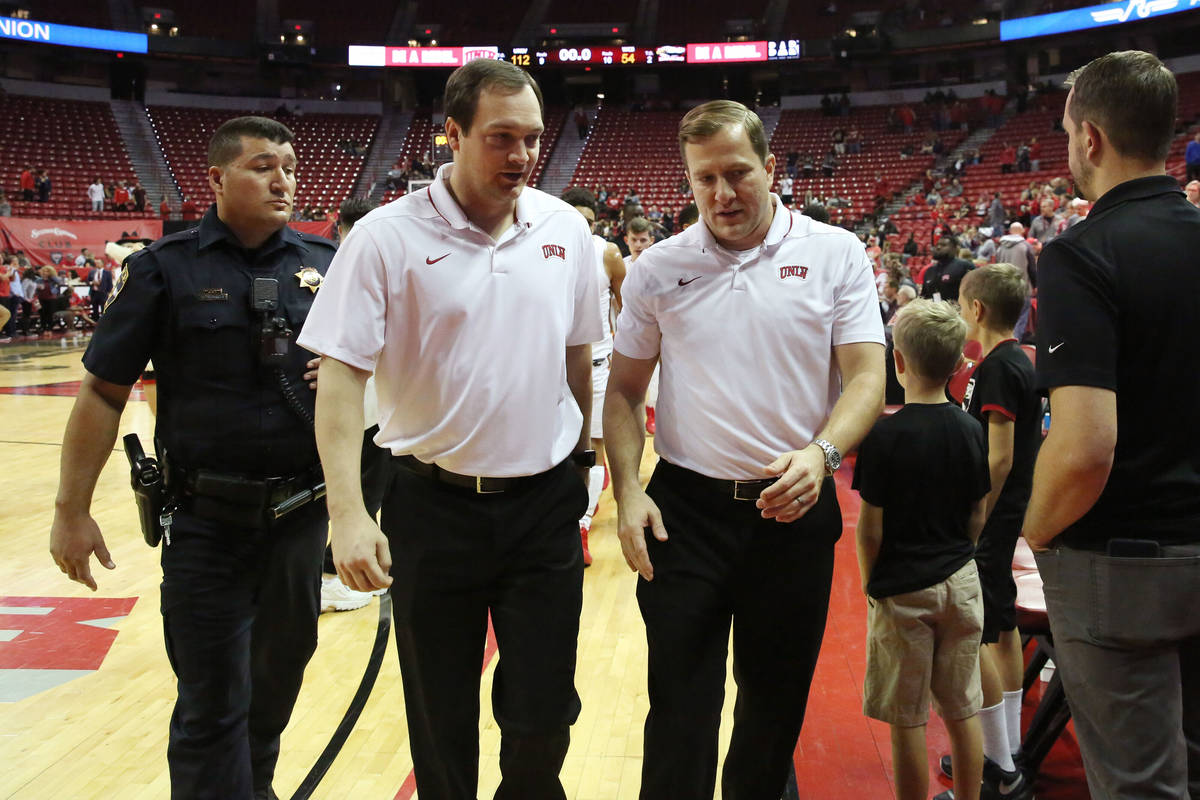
[295,267,322,293]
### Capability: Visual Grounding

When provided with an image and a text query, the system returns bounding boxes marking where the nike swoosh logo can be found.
[1048,342,1065,353]
[678,276,701,286]
[425,253,450,265]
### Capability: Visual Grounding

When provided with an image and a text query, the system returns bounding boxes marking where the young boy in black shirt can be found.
[945,263,1040,799]
[854,299,991,800]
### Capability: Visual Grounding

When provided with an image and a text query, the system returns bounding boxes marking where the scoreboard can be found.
[348,40,802,68]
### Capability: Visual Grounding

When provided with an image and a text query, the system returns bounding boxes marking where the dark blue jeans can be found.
[160,499,327,799]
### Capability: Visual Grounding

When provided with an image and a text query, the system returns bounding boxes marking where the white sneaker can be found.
[320,576,376,612]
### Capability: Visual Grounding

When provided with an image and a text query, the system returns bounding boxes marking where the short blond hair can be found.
[678,100,769,167]
[892,299,966,382]
[960,263,1028,330]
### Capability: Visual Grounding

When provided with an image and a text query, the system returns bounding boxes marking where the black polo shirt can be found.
[83,206,337,477]
[1036,175,1200,547]
[920,256,974,302]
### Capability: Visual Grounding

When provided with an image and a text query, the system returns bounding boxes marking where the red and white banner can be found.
[0,218,163,272]
[686,41,768,63]
[348,44,500,68]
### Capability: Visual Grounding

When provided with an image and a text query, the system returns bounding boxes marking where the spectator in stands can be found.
[1016,142,1031,172]
[1000,144,1016,174]
[975,227,997,261]
[897,103,915,132]
[1186,181,1200,208]
[1187,131,1200,182]
[779,175,794,207]
[1025,50,1200,800]
[822,149,838,177]
[88,177,105,212]
[19,165,34,201]
[112,183,132,211]
[988,193,1006,232]
[802,152,815,178]
[159,195,170,220]
[926,186,942,206]
[995,222,1037,340]
[0,191,9,217]
[847,126,862,154]
[574,105,588,139]
[132,182,146,213]
[1030,197,1064,244]
[832,127,846,155]
[902,232,919,257]
[921,237,974,302]
[1028,137,1042,172]
[35,170,50,203]
[180,197,201,221]
[75,248,94,268]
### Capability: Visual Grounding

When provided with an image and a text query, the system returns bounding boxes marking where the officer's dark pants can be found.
[638,461,841,800]
[160,499,327,800]
[382,459,587,800]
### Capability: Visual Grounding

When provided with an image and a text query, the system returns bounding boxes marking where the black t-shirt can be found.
[83,207,337,477]
[1036,175,1200,547]
[853,403,990,598]
[962,339,1040,520]
[920,256,973,302]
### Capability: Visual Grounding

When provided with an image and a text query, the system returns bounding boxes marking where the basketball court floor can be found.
[0,335,1089,799]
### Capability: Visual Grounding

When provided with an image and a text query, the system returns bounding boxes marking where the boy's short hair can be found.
[626,216,653,235]
[892,299,967,382]
[959,263,1029,330]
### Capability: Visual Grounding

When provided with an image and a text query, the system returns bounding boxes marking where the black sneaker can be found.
[982,758,1034,800]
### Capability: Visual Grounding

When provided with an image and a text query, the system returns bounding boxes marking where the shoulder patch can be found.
[104,263,130,312]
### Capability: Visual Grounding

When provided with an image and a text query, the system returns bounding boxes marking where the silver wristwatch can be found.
[812,438,842,475]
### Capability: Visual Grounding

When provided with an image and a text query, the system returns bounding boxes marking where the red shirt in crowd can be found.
[19,170,33,191]
[1001,146,1016,165]
[160,200,170,219]
[113,187,130,207]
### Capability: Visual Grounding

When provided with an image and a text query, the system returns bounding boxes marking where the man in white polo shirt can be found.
[298,59,602,800]
[604,100,885,799]
[623,216,658,434]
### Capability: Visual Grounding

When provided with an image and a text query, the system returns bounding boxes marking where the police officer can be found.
[49,116,336,800]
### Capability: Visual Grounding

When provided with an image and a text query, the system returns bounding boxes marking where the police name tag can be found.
[295,267,322,293]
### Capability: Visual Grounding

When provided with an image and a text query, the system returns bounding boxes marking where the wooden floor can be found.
[0,335,1089,799]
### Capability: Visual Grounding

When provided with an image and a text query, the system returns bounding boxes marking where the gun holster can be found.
[123,433,167,547]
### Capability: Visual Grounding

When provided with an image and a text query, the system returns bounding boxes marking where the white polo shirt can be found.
[298,163,602,477]
[615,196,884,480]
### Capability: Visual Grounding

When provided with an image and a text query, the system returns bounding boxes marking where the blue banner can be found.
[1001,0,1200,41]
[0,18,148,54]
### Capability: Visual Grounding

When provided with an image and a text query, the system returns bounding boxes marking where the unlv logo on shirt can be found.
[779,265,809,280]
[542,244,566,260]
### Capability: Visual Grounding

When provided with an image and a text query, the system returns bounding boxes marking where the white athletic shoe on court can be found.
[320,575,381,613]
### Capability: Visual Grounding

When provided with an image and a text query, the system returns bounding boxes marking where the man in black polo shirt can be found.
[919,236,973,303]
[1024,51,1200,799]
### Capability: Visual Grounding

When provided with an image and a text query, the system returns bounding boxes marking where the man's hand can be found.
[49,511,115,591]
[304,357,322,390]
[331,512,393,592]
[615,487,668,581]
[757,444,826,523]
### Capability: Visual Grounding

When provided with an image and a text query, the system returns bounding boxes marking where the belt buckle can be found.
[733,480,761,501]
[476,475,504,495]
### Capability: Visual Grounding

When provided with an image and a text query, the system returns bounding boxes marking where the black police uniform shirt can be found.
[920,256,974,303]
[852,402,990,599]
[1036,175,1200,548]
[83,206,336,477]
[961,339,1040,522]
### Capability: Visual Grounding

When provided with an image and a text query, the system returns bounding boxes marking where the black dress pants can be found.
[638,461,841,800]
[159,499,327,800]
[382,459,587,800]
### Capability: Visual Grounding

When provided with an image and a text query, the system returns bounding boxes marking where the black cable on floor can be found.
[289,592,392,800]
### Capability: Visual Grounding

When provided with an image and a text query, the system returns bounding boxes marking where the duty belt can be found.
[166,461,325,521]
